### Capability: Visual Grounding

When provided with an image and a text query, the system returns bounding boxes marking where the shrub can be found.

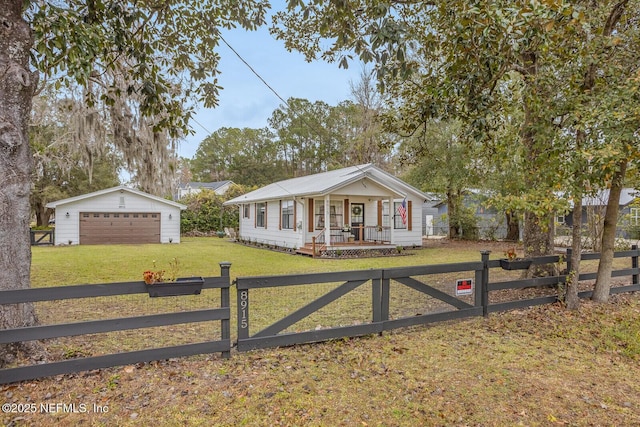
[180,189,240,234]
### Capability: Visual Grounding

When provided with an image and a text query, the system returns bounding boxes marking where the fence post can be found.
[312,236,317,258]
[374,269,390,333]
[632,245,638,286]
[566,248,572,274]
[481,250,490,318]
[219,261,232,359]
[474,265,483,308]
[372,270,383,335]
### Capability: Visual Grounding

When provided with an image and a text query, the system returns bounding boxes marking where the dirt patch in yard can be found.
[422,238,524,254]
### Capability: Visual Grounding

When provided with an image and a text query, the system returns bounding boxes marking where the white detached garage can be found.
[46,186,186,245]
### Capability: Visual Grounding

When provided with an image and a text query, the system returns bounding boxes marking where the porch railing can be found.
[311,228,327,257]
[311,226,392,256]
[364,226,391,243]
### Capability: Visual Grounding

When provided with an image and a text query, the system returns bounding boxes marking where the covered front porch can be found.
[296,224,397,257]
[296,239,399,257]
[302,188,405,245]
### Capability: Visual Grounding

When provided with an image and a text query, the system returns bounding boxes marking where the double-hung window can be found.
[631,208,640,226]
[281,200,294,229]
[256,203,266,227]
[393,202,407,229]
[314,201,343,229]
[382,201,407,229]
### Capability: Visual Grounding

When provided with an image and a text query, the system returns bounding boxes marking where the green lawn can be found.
[31,237,492,286]
[29,238,496,356]
[28,237,634,347]
[1,238,638,426]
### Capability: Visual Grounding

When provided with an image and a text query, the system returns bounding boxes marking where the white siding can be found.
[52,191,182,245]
[238,195,423,248]
[389,195,424,247]
[237,200,303,249]
[226,165,427,249]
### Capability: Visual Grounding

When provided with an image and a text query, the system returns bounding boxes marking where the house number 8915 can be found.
[239,290,248,329]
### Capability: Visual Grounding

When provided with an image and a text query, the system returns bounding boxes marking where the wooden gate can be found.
[30,229,54,246]
[236,261,484,352]
[236,270,383,351]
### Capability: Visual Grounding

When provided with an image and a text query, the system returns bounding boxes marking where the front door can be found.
[350,203,364,241]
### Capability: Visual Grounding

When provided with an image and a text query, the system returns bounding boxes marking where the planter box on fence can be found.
[146,277,204,297]
[499,258,533,270]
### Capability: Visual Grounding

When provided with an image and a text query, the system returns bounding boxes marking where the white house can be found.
[176,181,234,200]
[224,164,428,255]
[46,186,186,245]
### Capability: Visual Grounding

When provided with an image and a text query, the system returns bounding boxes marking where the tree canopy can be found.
[272,0,640,303]
[0,0,270,365]
[27,0,271,194]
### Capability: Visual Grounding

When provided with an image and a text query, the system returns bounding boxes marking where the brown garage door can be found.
[80,212,161,245]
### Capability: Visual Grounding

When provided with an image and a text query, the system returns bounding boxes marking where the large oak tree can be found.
[273,0,640,305]
[0,0,269,365]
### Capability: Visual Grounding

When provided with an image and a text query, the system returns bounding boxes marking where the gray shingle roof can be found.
[45,185,187,209]
[179,181,232,190]
[582,188,639,207]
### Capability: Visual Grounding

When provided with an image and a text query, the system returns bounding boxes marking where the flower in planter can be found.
[143,258,179,284]
[504,247,519,261]
[143,269,164,285]
[499,248,533,270]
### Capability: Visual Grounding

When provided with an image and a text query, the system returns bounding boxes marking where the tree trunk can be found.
[567,1,628,306]
[505,211,520,242]
[565,193,582,310]
[593,161,627,303]
[33,199,51,227]
[447,189,460,239]
[523,211,555,276]
[589,0,630,303]
[586,205,605,252]
[519,50,555,275]
[0,2,41,366]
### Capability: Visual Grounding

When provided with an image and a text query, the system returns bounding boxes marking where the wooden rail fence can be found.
[29,229,54,246]
[2,248,640,384]
[0,262,231,385]
[236,248,640,352]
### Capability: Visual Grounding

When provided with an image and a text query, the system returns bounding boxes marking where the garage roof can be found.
[46,185,187,209]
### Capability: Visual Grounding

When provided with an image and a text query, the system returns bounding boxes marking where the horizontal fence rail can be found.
[236,247,640,353]
[3,247,640,384]
[236,261,487,352]
[0,262,232,385]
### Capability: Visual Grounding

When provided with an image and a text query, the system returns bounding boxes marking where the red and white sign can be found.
[456,278,473,296]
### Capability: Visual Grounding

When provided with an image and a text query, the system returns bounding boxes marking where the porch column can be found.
[388,195,394,244]
[324,195,331,245]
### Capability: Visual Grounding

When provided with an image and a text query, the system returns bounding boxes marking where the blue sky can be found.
[178,10,364,159]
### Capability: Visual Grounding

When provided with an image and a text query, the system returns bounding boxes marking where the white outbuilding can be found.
[46,186,186,245]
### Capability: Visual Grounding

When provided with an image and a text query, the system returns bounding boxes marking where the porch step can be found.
[296,245,315,256]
